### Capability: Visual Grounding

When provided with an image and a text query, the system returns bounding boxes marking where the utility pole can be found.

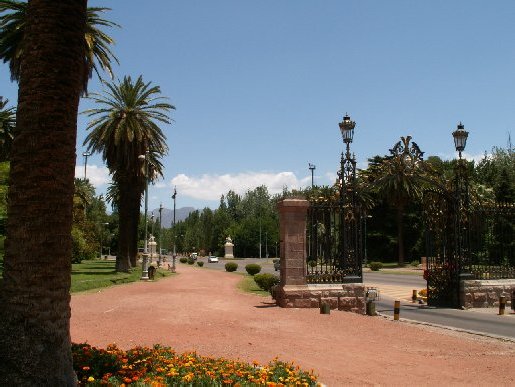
[172,187,177,271]
[158,203,163,266]
[308,163,316,187]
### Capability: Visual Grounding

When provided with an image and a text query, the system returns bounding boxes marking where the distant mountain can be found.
[149,206,195,228]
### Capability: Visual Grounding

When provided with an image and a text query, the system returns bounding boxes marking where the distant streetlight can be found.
[138,151,150,280]
[308,163,316,187]
[82,151,91,180]
[158,203,163,266]
[172,187,177,271]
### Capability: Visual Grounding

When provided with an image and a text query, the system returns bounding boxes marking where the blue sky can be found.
[1,1,514,211]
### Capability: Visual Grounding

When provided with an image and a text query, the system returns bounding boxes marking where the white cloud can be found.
[170,171,302,201]
[75,165,110,187]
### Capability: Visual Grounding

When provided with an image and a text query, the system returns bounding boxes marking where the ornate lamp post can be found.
[452,122,471,280]
[337,113,361,282]
[138,151,150,280]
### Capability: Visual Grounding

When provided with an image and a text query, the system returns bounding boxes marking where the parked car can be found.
[207,256,219,263]
[190,252,198,261]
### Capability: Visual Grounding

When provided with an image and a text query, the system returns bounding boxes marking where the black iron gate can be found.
[423,189,462,307]
[306,194,364,284]
[424,187,515,308]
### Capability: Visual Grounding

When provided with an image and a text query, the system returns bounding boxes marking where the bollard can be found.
[412,289,417,303]
[366,301,376,316]
[320,303,330,315]
[499,296,506,315]
[394,300,400,320]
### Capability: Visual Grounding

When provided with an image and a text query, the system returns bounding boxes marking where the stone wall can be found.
[276,284,365,314]
[460,279,515,308]
[275,199,365,314]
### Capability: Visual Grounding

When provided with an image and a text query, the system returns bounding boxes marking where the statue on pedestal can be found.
[224,236,234,259]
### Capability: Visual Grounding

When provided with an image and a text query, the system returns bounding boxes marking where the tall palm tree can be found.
[0,1,87,384]
[84,75,174,272]
[364,136,436,266]
[0,96,15,161]
[0,0,119,93]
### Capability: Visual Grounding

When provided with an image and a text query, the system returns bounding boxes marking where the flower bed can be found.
[72,343,319,386]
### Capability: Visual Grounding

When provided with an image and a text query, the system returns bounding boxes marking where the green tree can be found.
[0,97,15,161]
[84,75,174,271]
[0,0,119,93]
[0,1,87,384]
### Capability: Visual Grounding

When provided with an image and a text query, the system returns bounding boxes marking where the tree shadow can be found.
[254,301,278,309]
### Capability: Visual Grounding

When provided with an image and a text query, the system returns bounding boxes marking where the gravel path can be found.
[71,264,515,386]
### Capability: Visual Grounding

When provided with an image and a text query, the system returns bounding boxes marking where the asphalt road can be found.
[374,299,515,339]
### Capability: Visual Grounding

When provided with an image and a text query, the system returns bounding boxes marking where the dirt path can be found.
[71,265,515,386]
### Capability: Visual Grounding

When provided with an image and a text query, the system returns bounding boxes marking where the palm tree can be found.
[0,0,119,93]
[0,1,87,384]
[364,136,436,266]
[0,96,15,161]
[84,75,174,272]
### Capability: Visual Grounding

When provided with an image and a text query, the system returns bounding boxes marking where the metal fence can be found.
[306,198,363,284]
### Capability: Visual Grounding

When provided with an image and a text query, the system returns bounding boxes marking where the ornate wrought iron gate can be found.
[306,194,364,284]
[423,189,462,307]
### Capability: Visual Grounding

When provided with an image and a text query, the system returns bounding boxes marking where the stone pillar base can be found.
[275,283,365,314]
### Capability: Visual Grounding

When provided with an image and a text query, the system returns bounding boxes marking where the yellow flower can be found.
[87,376,95,382]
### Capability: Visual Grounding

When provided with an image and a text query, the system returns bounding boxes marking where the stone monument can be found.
[224,236,234,258]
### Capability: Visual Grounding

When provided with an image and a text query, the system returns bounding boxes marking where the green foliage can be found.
[197,261,204,267]
[179,257,188,264]
[0,2,120,93]
[245,263,261,275]
[368,261,383,271]
[410,260,420,267]
[254,273,280,291]
[225,262,238,272]
[187,257,195,265]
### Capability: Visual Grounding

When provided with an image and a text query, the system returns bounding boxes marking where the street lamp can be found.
[337,113,361,281]
[452,122,469,160]
[172,187,177,271]
[138,151,150,280]
[452,122,471,280]
[308,163,316,188]
[82,151,91,180]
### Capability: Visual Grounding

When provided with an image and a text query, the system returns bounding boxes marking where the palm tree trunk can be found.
[0,1,87,385]
[396,204,405,266]
[116,187,131,272]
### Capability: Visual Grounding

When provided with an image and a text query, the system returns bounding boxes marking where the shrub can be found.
[245,263,261,276]
[369,261,383,271]
[197,261,204,267]
[254,273,280,292]
[308,259,317,268]
[225,262,238,272]
[179,257,188,264]
[410,260,420,267]
[187,257,195,265]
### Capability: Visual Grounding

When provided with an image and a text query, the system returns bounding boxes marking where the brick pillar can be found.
[277,199,309,286]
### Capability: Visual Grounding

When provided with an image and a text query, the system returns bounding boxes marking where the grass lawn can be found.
[71,259,173,293]
[236,272,270,297]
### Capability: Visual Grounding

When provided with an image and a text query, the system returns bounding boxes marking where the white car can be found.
[207,256,219,263]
